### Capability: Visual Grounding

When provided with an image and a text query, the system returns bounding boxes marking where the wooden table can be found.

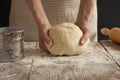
[0,40,120,80]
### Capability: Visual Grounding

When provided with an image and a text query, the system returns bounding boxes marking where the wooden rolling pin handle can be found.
[101,28,110,36]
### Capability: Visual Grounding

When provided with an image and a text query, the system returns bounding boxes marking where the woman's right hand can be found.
[38,23,53,51]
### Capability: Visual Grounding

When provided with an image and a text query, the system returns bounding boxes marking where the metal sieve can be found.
[0,27,24,62]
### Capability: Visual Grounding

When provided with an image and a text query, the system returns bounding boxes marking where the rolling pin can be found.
[101,27,120,44]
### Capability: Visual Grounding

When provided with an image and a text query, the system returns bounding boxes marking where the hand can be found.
[38,23,52,51]
[75,22,90,45]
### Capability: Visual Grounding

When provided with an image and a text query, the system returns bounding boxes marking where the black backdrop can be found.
[0,0,11,27]
[97,0,120,40]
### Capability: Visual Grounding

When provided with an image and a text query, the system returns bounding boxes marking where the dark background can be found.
[0,0,11,27]
[0,0,120,41]
[97,0,120,40]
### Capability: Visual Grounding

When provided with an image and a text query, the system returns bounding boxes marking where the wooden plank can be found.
[24,42,120,80]
[100,40,120,66]
[0,58,32,80]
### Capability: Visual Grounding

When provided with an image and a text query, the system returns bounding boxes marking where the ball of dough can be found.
[46,23,89,56]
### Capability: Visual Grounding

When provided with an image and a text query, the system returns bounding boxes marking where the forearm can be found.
[76,0,96,27]
[26,0,49,27]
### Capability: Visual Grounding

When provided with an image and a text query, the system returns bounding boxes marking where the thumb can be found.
[80,29,89,45]
[43,33,52,47]
[80,35,87,45]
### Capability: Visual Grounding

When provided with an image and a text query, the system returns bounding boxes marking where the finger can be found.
[80,34,88,45]
[80,29,89,45]
[42,31,53,47]
[39,40,48,51]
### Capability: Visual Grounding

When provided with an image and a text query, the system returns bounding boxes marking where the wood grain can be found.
[0,41,120,80]
[24,42,120,80]
[0,58,32,80]
[100,40,120,66]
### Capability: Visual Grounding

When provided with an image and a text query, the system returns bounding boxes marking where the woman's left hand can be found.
[75,22,90,45]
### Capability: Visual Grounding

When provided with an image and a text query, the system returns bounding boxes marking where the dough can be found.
[46,23,89,56]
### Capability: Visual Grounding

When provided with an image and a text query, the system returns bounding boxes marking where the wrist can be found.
[75,20,90,33]
[75,20,88,28]
[38,21,52,33]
